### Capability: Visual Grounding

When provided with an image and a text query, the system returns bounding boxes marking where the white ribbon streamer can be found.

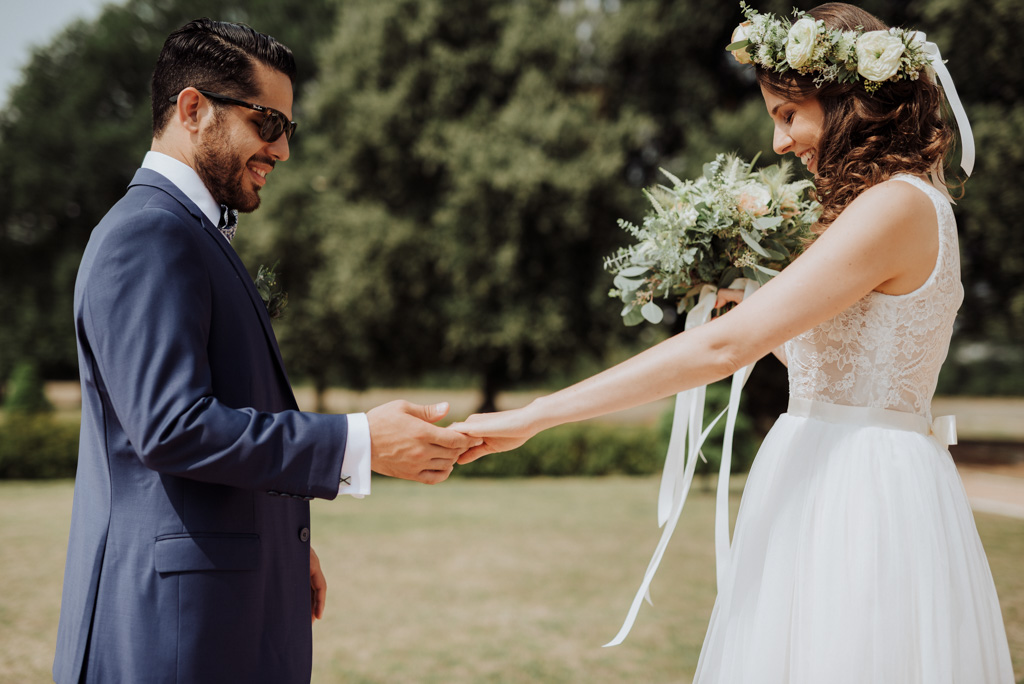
[606,279,760,647]
[657,284,717,527]
[712,278,759,590]
[913,32,975,199]
[603,403,729,647]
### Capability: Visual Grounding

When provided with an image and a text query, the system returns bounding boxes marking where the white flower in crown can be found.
[785,17,819,69]
[856,30,906,82]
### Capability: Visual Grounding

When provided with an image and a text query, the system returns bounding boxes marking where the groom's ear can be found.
[169,87,208,139]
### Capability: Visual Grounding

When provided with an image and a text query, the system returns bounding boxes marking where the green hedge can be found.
[0,390,763,480]
[453,422,667,478]
[0,416,79,479]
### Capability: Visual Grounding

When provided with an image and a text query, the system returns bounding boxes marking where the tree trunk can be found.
[314,376,328,414]
[477,361,505,413]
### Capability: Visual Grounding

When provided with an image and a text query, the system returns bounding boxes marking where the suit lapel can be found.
[128,170,297,406]
[200,219,296,395]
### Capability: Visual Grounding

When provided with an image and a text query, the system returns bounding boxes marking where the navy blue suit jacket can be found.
[53,169,349,683]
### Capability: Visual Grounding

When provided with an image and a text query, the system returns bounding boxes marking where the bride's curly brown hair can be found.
[756,2,958,227]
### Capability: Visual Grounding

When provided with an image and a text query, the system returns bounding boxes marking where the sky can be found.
[0,0,113,110]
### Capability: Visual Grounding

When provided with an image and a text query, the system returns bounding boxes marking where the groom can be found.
[53,19,477,684]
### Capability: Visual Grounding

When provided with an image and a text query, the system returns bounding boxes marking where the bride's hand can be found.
[714,287,745,310]
[449,407,539,464]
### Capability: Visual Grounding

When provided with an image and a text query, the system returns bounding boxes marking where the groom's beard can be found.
[195,119,263,213]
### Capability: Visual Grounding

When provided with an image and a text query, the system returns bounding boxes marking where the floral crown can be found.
[727,2,930,93]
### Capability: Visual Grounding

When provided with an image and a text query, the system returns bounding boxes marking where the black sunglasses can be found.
[169,89,296,142]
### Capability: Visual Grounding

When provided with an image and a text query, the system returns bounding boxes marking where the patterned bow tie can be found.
[218,206,239,243]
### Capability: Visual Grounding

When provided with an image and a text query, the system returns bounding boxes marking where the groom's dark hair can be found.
[151,18,296,135]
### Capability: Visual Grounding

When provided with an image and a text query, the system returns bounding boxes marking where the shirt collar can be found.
[141,151,222,227]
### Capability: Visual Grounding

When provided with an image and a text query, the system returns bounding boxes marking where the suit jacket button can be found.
[299,527,310,543]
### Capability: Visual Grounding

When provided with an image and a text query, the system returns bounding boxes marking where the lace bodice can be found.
[785,175,963,419]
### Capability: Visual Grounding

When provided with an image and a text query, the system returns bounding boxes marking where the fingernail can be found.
[434,402,448,412]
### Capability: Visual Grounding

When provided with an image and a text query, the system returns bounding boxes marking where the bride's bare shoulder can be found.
[855,176,935,220]
[831,176,938,245]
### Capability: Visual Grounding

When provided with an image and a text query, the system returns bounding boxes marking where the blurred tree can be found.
[3,361,54,414]
[917,0,1024,351]
[253,0,774,410]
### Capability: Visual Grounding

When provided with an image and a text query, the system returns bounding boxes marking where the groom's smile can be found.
[247,160,272,188]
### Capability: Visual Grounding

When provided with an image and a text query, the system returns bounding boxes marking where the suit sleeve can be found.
[79,207,347,499]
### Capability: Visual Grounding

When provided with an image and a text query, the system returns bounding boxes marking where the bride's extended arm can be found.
[453,180,938,460]
[716,288,787,366]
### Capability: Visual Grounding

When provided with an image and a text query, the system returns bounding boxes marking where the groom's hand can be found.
[310,546,327,624]
[366,401,481,484]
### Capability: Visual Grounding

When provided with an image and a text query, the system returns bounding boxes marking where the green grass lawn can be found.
[1,477,1021,683]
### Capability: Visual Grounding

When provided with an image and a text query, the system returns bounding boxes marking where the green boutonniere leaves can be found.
[254,262,288,320]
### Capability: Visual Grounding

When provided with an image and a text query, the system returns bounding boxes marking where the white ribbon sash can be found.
[605,278,759,647]
[787,397,958,448]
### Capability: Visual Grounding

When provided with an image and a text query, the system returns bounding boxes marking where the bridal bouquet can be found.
[605,153,819,325]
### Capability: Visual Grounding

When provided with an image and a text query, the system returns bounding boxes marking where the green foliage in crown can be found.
[727,2,932,93]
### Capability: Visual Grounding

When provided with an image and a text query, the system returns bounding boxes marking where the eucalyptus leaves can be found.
[605,153,819,326]
[254,262,288,320]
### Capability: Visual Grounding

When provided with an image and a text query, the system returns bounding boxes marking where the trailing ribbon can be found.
[605,278,760,647]
[656,284,716,527]
[913,32,975,199]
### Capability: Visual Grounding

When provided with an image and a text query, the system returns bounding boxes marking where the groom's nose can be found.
[267,133,290,162]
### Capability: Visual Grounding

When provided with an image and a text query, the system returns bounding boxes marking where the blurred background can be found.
[1,0,1022,414]
[0,0,1021,681]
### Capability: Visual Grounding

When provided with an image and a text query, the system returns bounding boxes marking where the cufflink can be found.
[340,475,352,486]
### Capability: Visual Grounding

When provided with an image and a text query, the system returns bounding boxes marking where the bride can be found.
[452,3,1015,681]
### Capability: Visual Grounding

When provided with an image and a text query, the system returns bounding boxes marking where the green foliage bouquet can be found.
[605,153,819,326]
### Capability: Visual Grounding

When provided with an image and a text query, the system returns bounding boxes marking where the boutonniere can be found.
[254,262,288,320]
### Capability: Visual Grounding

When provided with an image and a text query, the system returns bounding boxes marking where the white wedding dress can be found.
[692,175,1015,683]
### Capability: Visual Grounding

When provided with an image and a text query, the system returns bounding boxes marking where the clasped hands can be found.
[365,398,540,477]
[366,400,483,484]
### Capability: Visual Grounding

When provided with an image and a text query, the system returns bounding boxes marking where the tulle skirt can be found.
[693,400,1015,684]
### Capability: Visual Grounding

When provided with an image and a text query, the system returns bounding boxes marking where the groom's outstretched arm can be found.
[366,400,480,484]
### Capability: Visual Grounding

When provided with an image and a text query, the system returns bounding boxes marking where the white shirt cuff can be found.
[338,413,371,498]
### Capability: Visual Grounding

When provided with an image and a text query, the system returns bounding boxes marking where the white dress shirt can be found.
[141,151,371,497]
